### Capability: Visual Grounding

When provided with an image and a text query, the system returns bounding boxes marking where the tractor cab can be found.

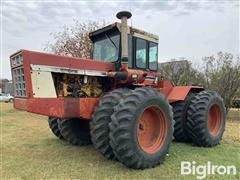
[89,22,159,71]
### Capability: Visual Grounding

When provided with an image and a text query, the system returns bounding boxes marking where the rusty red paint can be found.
[157,80,173,97]
[14,97,99,120]
[167,86,203,103]
[79,98,99,120]
[22,51,33,97]
[14,98,28,110]
[22,50,115,71]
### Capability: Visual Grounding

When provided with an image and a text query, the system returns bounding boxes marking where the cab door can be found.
[129,36,158,72]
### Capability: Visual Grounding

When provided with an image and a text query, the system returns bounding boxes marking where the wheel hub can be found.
[208,104,222,136]
[137,106,167,154]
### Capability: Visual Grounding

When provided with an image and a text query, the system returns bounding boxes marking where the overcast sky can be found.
[1,0,239,79]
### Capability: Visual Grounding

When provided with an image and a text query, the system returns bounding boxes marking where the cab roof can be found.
[89,22,159,43]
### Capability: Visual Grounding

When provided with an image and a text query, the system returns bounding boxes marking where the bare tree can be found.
[158,52,240,110]
[158,59,205,86]
[203,52,240,110]
[45,20,106,58]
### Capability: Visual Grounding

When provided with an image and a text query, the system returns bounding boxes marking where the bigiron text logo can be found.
[181,161,237,179]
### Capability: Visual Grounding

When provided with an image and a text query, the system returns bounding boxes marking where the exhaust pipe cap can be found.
[116,11,132,19]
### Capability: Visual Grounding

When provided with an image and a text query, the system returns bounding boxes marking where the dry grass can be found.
[1,102,240,179]
[228,108,240,121]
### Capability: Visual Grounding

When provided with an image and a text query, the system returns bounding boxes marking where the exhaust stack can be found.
[116,11,132,64]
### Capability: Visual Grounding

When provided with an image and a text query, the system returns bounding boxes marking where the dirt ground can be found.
[1,102,240,179]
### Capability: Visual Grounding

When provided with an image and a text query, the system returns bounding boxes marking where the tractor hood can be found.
[10,50,115,77]
[10,50,115,98]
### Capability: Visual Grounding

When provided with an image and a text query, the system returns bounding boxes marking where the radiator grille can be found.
[11,54,23,67]
[12,67,26,97]
[11,53,26,97]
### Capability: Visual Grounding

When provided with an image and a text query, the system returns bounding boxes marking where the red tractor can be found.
[10,11,226,169]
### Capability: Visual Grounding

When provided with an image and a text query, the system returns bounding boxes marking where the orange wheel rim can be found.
[137,106,167,154]
[208,104,221,136]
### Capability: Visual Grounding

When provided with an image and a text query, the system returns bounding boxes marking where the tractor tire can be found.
[171,92,197,142]
[59,118,91,145]
[186,91,226,147]
[90,88,131,160]
[109,87,174,169]
[48,117,64,140]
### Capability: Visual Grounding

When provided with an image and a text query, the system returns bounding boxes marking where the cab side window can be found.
[149,42,158,71]
[136,38,147,69]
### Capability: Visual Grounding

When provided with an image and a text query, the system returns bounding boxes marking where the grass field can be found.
[1,102,240,179]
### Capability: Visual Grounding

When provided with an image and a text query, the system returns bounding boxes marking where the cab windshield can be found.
[92,31,120,62]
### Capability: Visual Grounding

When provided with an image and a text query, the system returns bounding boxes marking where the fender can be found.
[167,86,204,103]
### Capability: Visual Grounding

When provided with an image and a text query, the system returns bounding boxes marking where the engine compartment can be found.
[52,73,112,98]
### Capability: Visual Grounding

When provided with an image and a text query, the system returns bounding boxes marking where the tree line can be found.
[158,54,240,110]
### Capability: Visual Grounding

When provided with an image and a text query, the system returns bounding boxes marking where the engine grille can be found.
[12,67,26,97]
[11,54,26,97]
[11,54,23,67]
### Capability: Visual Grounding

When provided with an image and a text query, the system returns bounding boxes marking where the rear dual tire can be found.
[59,118,91,145]
[171,92,196,142]
[48,117,91,145]
[186,91,226,147]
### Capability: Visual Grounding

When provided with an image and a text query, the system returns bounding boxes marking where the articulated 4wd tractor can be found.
[10,11,226,169]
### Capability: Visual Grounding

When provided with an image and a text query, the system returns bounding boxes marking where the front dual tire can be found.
[109,87,174,169]
[90,88,132,160]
